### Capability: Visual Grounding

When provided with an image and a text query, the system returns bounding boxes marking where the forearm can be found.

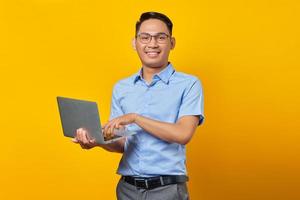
[98,139,124,153]
[134,114,190,144]
[103,113,198,145]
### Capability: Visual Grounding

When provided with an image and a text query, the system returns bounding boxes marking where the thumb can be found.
[116,124,125,130]
[71,138,78,143]
[102,123,107,129]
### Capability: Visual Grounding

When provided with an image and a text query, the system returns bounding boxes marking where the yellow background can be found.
[1,0,299,199]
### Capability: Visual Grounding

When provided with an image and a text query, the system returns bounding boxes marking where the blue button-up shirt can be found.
[109,63,204,177]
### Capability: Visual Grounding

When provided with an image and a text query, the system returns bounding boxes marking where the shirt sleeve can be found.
[109,84,124,120]
[177,78,204,125]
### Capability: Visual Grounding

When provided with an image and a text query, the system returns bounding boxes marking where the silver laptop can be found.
[57,96,136,144]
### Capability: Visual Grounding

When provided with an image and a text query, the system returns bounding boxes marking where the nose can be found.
[148,36,159,47]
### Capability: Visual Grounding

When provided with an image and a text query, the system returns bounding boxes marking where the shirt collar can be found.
[133,63,175,84]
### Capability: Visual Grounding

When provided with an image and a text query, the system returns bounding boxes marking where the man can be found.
[73,11,204,200]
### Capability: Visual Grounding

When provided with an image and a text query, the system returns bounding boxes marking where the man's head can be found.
[135,12,173,37]
[133,12,175,69]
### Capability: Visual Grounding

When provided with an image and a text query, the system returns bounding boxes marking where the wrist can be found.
[133,113,140,123]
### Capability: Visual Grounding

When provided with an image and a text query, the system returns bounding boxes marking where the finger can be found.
[76,128,81,141]
[109,122,117,136]
[89,138,96,143]
[115,122,120,129]
[102,122,107,129]
[106,119,117,131]
[83,129,96,147]
[104,125,113,140]
[84,131,93,144]
[78,128,88,145]
[89,140,98,148]
[106,123,113,139]
[78,128,86,141]
[103,124,108,137]
[78,136,89,149]
[107,121,114,134]
[116,122,125,130]
[119,125,125,130]
[71,138,79,143]
[104,121,113,135]
[104,126,110,139]
[77,128,84,143]
[104,121,114,138]
[81,129,90,145]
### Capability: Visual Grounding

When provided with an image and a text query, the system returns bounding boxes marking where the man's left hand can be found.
[103,113,138,139]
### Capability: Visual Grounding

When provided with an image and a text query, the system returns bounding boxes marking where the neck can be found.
[142,62,169,83]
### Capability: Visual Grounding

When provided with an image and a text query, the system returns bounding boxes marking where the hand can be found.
[72,128,98,149]
[102,113,138,139]
[101,124,125,141]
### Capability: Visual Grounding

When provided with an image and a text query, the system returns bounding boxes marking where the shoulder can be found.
[112,74,137,94]
[171,71,203,88]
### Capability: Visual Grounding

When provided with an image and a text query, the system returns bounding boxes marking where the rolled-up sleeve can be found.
[177,78,204,125]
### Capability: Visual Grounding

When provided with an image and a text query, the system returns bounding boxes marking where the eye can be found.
[141,36,149,40]
[139,34,150,40]
[157,34,168,40]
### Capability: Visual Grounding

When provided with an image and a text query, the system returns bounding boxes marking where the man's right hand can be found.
[72,128,99,149]
[72,127,125,153]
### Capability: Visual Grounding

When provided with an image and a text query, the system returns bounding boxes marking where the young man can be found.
[73,12,204,200]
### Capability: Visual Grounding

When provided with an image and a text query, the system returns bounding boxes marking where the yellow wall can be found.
[1,0,299,199]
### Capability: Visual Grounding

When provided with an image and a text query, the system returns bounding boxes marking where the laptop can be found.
[57,96,136,144]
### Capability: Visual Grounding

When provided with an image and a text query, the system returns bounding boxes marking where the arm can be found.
[103,114,200,145]
[71,128,125,153]
[97,138,125,153]
[135,114,199,145]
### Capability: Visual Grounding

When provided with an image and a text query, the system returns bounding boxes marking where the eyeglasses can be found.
[136,32,170,44]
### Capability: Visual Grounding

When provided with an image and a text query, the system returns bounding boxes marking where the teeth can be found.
[146,52,159,57]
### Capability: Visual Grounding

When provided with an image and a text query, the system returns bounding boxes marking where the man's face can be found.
[133,19,175,69]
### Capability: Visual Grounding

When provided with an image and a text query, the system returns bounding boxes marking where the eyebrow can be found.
[138,32,169,35]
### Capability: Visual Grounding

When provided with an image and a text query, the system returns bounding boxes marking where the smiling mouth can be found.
[145,51,160,57]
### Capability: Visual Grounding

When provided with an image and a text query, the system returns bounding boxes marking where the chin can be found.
[143,61,166,68]
[141,57,167,68]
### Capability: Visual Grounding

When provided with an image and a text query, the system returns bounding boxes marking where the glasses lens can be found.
[156,33,168,43]
[137,33,169,44]
[138,33,151,43]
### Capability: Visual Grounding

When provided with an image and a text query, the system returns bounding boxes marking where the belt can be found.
[122,175,188,190]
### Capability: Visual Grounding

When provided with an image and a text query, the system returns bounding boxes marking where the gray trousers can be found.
[116,178,189,200]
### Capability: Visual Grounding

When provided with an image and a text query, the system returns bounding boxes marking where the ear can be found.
[132,38,137,50]
[170,37,176,50]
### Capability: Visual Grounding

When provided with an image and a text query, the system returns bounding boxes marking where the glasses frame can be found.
[136,32,171,44]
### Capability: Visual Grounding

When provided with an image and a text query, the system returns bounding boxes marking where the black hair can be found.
[135,12,173,37]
